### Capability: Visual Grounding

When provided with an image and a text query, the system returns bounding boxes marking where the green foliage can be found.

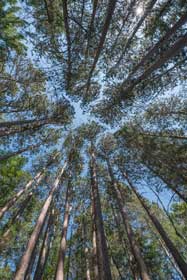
[0,156,30,206]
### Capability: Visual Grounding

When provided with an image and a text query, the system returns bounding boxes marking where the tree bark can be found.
[33,207,55,280]
[14,163,67,280]
[129,12,187,78]
[0,118,51,137]
[123,171,187,278]
[146,164,187,202]
[55,178,72,280]
[90,144,112,280]
[0,170,44,220]
[113,0,157,69]
[106,158,151,280]
[62,0,72,89]
[120,33,187,99]
[0,142,41,161]
[86,0,117,92]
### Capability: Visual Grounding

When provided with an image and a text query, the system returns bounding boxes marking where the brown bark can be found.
[14,163,67,280]
[123,171,187,278]
[0,142,41,161]
[33,208,54,280]
[129,12,187,77]
[85,0,99,57]
[0,170,44,220]
[0,118,50,137]
[90,145,112,280]
[55,179,72,280]
[92,221,100,280]
[113,0,157,69]
[146,165,187,202]
[1,192,33,240]
[106,159,151,280]
[62,0,71,89]
[120,33,187,99]
[86,0,117,92]
[110,0,137,55]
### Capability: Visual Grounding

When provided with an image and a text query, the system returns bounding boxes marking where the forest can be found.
[0,0,187,279]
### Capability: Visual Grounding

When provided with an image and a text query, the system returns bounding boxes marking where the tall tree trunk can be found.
[55,178,72,280]
[0,118,51,137]
[14,163,67,280]
[120,33,187,99]
[123,170,187,278]
[110,200,140,280]
[62,0,71,89]
[0,170,44,220]
[90,144,112,280]
[85,0,99,57]
[129,12,187,78]
[106,158,151,280]
[109,0,137,55]
[82,218,91,280]
[0,142,41,162]
[92,221,100,280]
[0,153,58,220]
[1,192,33,240]
[66,227,73,280]
[86,0,117,92]
[145,164,187,202]
[33,207,55,280]
[113,0,157,69]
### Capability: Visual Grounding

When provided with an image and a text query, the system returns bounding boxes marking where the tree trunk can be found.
[14,163,67,280]
[90,145,112,280]
[0,142,41,161]
[82,218,91,280]
[62,0,71,89]
[0,118,50,137]
[129,12,187,78]
[85,0,99,57]
[146,164,187,202]
[0,170,44,220]
[55,178,72,280]
[86,0,117,92]
[33,208,54,280]
[113,0,157,69]
[109,0,137,55]
[106,158,151,280]
[120,33,187,99]
[123,171,187,278]
[92,221,100,280]
[1,192,33,240]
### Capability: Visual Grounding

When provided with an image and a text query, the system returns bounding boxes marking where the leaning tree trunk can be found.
[62,0,72,89]
[129,12,187,78]
[55,178,72,280]
[145,164,187,202]
[85,0,99,57]
[86,0,117,92]
[106,158,151,280]
[90,145,112,280]
[123,170,187,278]
[110,199,140,279]
[0,153,58,220]
[0,118,51,137]
[14,163,67,280]
[113,0,157,70]
[120,33,187,99]
[1,192,33,240]
[0,142,41,162]
[0,170,44,220]
[33,207,55,280]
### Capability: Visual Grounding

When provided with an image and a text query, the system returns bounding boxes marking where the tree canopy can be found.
[0,0,187,279]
